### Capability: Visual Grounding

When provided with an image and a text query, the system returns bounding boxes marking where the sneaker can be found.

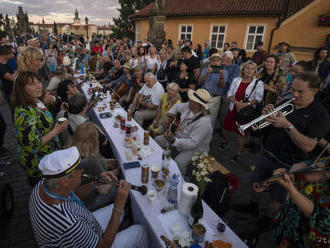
[231,201,259,217]
[218,142,229,151]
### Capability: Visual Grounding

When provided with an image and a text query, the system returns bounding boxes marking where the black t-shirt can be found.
[183,56,200,74]
[174,71,196,102]
[263,99,330,164]
[0,62,14,97]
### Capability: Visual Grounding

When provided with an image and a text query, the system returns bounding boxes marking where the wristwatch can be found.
[285,124,294,132]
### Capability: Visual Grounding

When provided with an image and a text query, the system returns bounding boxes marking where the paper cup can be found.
[58,117,67,123]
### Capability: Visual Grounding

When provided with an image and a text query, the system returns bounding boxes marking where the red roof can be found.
[131,0,313,19]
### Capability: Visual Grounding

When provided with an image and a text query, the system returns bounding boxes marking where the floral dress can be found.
[14,102,61,177]
[272,178,330,248]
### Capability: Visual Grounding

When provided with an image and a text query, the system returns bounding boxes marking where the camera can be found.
[210,65,224,73]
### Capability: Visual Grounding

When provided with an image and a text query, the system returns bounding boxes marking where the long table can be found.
[81,82,247,248]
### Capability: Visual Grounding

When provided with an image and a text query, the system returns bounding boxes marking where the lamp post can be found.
[85,16,89,40]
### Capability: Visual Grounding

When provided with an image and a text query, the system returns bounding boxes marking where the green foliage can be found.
[112,0,152,40]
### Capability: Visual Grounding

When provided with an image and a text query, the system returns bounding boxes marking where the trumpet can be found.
[236,98,296,136]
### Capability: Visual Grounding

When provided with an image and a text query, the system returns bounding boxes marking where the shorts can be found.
[251,150,291,203]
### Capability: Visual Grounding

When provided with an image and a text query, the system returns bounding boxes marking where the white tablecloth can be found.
[81,82,247,248]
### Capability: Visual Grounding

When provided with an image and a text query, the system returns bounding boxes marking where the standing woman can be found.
[310,46,330,85]
[221,61,264,162]
[277,42,296,77]
[11,71,68,186]
[156,49,169,89]
[257,55,287,106]
[174,60,196,102]
[167,49,182,83]
[144,46,159,73]
[129,47,141,69]
[17,46,48,87]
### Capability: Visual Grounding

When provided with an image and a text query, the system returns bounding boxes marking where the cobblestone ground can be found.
[0,101,276,248]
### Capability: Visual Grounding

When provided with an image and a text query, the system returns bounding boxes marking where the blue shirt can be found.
[200,68,228,96]
[223,63,240,94]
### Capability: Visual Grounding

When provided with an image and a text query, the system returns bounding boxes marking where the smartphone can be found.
[123,161,141,170]
[99,112,112,119]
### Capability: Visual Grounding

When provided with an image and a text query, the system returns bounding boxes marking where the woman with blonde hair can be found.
[221,60,264,162]
[17,46,49,86]
[67,121,119,210]
[149,82,181,138]
[17,46,43,73]
[144,46,159,73]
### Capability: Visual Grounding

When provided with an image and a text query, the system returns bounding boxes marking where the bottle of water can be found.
[80,63,85,75]
[167,174,179,204]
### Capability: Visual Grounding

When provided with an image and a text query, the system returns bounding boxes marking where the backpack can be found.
[202,171,230,218]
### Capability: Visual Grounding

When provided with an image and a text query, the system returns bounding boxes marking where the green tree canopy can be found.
[112,0,152,40]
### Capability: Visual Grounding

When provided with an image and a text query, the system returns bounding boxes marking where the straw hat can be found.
[122,62,132,71]
[188,89,211,110]
[210,53,222,60]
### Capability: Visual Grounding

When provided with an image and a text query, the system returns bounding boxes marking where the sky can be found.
[0,0,120,25]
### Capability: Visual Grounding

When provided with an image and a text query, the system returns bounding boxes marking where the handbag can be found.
[236,80,262,124]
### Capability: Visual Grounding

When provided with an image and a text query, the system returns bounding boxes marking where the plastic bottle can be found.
[167,174,179,204]
[80,63,85,75]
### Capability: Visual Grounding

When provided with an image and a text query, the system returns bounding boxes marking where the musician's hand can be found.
[262,104,274,115]
[207,66,213,74]
[162,117,170,129]
[164,131,175,143]
[267,111,291,128]
[153,120,159,128]
[235,101,246,112]
[94,171,118,195]
[114,180,131,210]
[273,168,295,191]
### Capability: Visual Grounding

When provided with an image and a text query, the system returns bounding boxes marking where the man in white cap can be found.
[155,89,213,175]
[29,147,148,248]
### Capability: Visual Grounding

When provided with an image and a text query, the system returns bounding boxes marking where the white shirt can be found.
[139,81,164,106]
[46,77,61,91]
[168,103,213,152]
[227,77,264,111]
[145,55,159,71]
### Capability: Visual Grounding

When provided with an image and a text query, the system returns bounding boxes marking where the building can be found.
[16,6,29,33]
[131,0,330,60]
[97,25,113,36]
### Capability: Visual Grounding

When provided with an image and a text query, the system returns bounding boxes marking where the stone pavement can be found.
[0,101,276,248]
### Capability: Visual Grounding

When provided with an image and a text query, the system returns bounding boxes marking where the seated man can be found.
[29,147,148,248]
[56,94,113,158]
[155,89,213,175]
[129,72,164,127]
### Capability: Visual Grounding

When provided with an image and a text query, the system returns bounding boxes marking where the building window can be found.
[135,23,140,42]
[246,25,265,50]
[210,25,226,48]
[180,25,193,40]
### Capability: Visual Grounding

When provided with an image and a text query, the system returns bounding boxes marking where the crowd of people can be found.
[0,31,329,248]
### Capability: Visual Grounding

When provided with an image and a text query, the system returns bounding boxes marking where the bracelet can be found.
[113,207,123,214]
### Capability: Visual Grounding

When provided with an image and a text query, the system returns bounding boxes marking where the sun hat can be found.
[188,89,212,110]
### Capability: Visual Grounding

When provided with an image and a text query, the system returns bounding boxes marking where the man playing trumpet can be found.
[232,72,330,232]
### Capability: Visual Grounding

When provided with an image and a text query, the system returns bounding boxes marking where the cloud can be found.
[0,0,120,25]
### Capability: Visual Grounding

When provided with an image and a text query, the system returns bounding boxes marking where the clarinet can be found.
[82,174,147,195]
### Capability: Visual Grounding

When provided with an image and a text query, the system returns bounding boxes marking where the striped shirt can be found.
[29,181,103,247]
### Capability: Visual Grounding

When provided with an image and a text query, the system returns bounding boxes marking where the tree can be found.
[112,0,152,40]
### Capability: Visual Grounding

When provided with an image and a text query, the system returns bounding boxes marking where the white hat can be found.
[188,89,211,110]
[39,147,86,178]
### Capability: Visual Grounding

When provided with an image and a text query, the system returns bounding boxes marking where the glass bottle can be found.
[188,193,203,227]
